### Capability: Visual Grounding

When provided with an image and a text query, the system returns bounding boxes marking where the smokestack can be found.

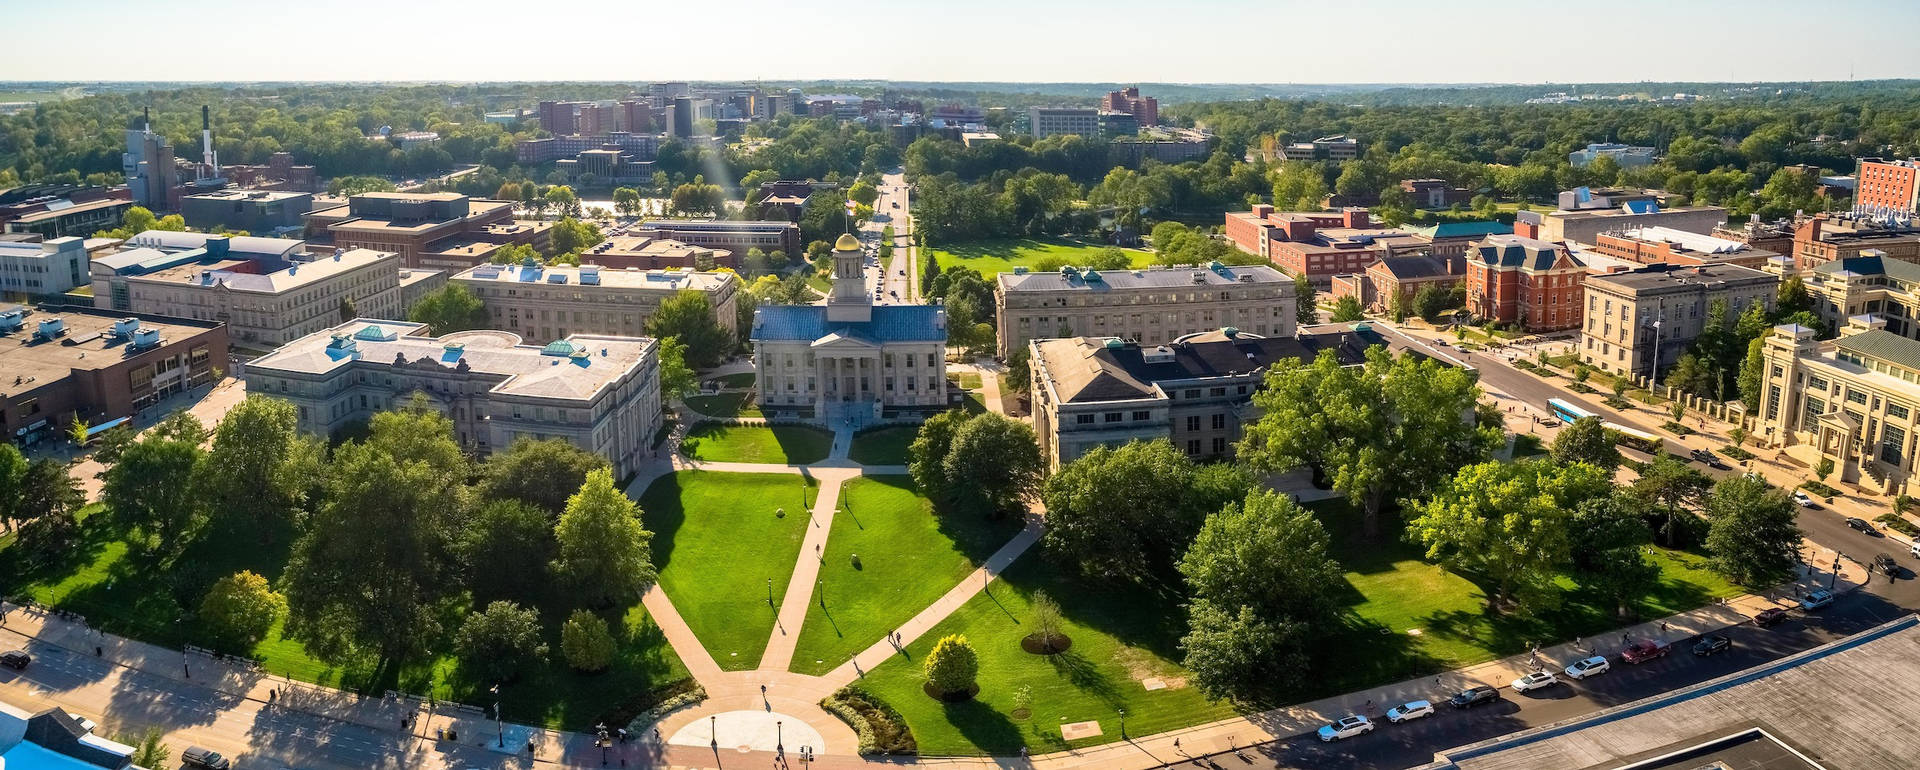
[199,105,219,181]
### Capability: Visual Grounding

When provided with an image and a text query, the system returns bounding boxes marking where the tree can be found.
[1029,591,1065,653]
[151,410,209,446]
[908,410,969,500]
[1815,456,1835,485]
[281,430,465,665]
[0,444,25,533]
[1329,295,1365,322]
[551,468,657,607]
[1413,284,1456,322]
[645,291,732,368]
[1666,353,1713,398]
[1293,275,1318,325]
[1240,347,1501,538]
[408,284,490,335]
[102,435,205,558]
[67,414,88,447]
[1179,490,1343,700]
[1738,337,1767,411]
[326,175,397,197]
[478,437,609,517]
[548,217,603,257]
[561,609,617,672]
[196,395,321,540]
[941,413,1045,519]
[1551,416,1620,472]
[338,295,357,322]
[1729,425,1749,449]
[454,601,548,682]
[543,185,582,218]
[923,634,979,697]
[847,179,879,206]
[1408,460,1610,613]
[1706,475,1802,587]
[461,499,555,605]
[1040,440,1246,583]
[1632,455,1713,547]
[611,187,641,217]
[1568,497,1659,619]
[15,458,82,534]
[125,727,169,769]
[198,571,287,652]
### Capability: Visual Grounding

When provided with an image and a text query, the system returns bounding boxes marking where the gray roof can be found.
[1836,328,1920,371]
[1585,262,1777,294]
[245,319,654,401]
[1033,329,1385,404]
[997,263,1287,292]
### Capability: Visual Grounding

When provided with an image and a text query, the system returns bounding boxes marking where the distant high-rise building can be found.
[650,82,691,108]
[672,97,713,137]
[123,110,177,210]
[1100,86,1159,127]
[1857,158,1920,216]
[1028,107,1100,138]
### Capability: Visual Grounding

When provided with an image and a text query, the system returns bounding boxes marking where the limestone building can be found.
[994,262,1294,357]
[750,234,947,419]
[451,262,739,343]
[1798,249,1920,340]
[242,319,661,476]
[1578,262,1778,378]
[1755,319,1920,497]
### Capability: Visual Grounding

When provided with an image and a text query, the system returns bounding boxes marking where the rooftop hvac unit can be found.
[35,317,65,340]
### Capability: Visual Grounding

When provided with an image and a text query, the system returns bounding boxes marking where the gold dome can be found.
[834,233,862,252]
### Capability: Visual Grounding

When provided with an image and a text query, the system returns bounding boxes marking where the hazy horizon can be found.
[7,0,1919,85]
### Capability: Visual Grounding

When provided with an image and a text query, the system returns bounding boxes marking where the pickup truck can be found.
[1621,639,1670,664]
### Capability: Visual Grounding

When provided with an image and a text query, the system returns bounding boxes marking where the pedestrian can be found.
[95,645,102,657]
[1019,747,1028,759]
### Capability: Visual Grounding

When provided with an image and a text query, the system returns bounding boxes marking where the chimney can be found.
[1251,203,1273,219]
[1513,219,1540,239]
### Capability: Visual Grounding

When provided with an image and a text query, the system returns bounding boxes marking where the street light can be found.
[777,720,784,753]
[491,684,504,748]
[710,715,717,747]
[1118,707,1127,739]
[767,577,774,606]
[597,722,610,766]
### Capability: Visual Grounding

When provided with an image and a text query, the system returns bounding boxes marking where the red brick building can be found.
[1224,205,1419,286]
[1,305,229,448]
[1464,235,1586,331]
[1589,226,1778,269]
[1857,158,1920,215]
[1100,87,1158,127]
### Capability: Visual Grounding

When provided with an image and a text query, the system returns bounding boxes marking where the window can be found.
[1131,410,1151,421]
[1766,385,1781,421]
[1847,390,1869,406]
[1186,439,1200,455]
[1076,414,1095,425]
[1211,413,1226,430]
[1803,396,1827,426]
[1883,424,1907,466]
[1212,437,1226,454]
[1186,415,1200,432]
[1103,412,1123,423]
[1889,403,1910,421]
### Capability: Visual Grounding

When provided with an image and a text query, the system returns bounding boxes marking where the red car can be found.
[1621,639,1670,664]
[1753,608,1789,627]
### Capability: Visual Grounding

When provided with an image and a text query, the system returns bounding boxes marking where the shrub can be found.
[923,634,979,696]
[560,610,616,673]
[1876,513,1920,539]
[1800,480,1840,498]
[454,601,548,681]
[626,680,706,730]
[821,686,916,755]
[197,571,286,653]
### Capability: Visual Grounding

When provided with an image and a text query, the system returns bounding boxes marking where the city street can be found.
[867,168,914,302]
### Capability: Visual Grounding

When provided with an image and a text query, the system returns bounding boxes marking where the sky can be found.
[5,0,1920,85]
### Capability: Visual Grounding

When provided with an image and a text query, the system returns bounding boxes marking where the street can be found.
[862,168,914,303]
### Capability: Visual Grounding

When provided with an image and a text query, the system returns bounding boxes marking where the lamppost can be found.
[491,684,504,748]
[709,715,717,747]
[767,577,774,607]
[777,719,784,753]
[597,723,611,766]
[1118,707,1127,739]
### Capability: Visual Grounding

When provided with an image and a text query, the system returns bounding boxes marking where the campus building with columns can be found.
[749,234,948,419]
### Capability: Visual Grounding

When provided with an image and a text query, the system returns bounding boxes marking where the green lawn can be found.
[927,238,1156,277]
[714,372,757,389]
[856,555,1231,756]
[638,471,817,670]
[956,373,984,390]
[789,476,1020,675]
[0,505,687,730]
[683,392,762,420]
[682,423,832,464]
[849,426,918,466]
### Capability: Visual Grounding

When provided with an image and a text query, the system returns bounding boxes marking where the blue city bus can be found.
[1547,397,1595,425]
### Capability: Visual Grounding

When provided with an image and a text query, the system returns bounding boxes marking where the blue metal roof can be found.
[752,304,947,343]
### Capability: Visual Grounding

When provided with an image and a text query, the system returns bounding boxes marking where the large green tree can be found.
[551,468,657,607]
[907,409,969,501]
[454,601,549,682]
[923,634,979,697]
[195,395,322,540]
[102,435,206,558]
[1551,416,1621,472]
[1179,490,1343,701]
[0,444,25,533]
[1568,497,1660,619]
[477,437,609,517]
[1632,455,1714,547]
[1040,440,1248,583]
[198,570,287,653]
[461,499,556,606]
[1408,459,1611,613]
[645,290,733,368]
[1240,347,1501,538]
[407,284,490,335]
[940,413,1045,519]
[1706,475,1802,587]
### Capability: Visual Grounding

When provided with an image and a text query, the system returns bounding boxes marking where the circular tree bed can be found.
[1020,633,1073,655]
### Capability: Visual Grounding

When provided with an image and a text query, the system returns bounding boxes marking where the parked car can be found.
[1874,553,1900,576]
[1800,589,1836,611]
[1846,516,1878,534]
[1510,671,1559,692]
[1792,491,1818,508]
[1564,656,1612,680]
[181,746,232,769]
[1317,715,1374,742]
[1690,449,1728,468]
[1621,639,1670,664]
[0,650,28,670]
[1449,685,1501,708]
[1752,607,1790,627]
[1692,635,1733,656]
[1386,700,1434,723]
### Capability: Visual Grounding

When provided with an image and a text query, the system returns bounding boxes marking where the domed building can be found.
[750,233,948,422]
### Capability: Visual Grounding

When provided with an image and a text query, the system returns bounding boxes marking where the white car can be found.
[1564,656,1611,680]
[1510,671,1559,692]
[1385,700,1434,723]
[1791,491,1817,507]
[1316,714,1373,742]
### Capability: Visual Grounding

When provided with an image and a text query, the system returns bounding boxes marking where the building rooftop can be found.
[1616,225,1754,255]
[453,262,735,292]
[641,219,797,232]
[592,233,725,261]
[318,199,514,234]
[5,196,127,224]
[182,189,312,204]
[0,701,139,770]
[1373,254,1459,281]
[1586,262,1778,294]
[1811,251,1920,283]
[0,305,225,400]
[1409,221,1513,240]
[1033,328,1385,404]
[752,304,946,344]
[1470,235,1575,271]
[1545,204,1727,221]
[1420,616,1920,770]
[92,231,307,274]
[1835,328,1920,372]
[126,248,396,294]
[997,263,1287,292]
[245,319,655,402]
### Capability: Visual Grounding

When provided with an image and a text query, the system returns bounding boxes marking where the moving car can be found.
[1800,589,1835,611]
[1874,553,1900,576]
[0,650,28,670]
[1448,685,1500,708]
[1510,671,1559,692]
[181,746,232,769]
[1846,516,1877,534]
[1692,635,1732,656]
[1564,656,1612,680]
[1752,607,1790,627]
[1690,448,1728,469]
[1792,491,1818,508]
[1316,715,1374,742]
[1621,639,1670,664]
[1386,700,1434,723]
